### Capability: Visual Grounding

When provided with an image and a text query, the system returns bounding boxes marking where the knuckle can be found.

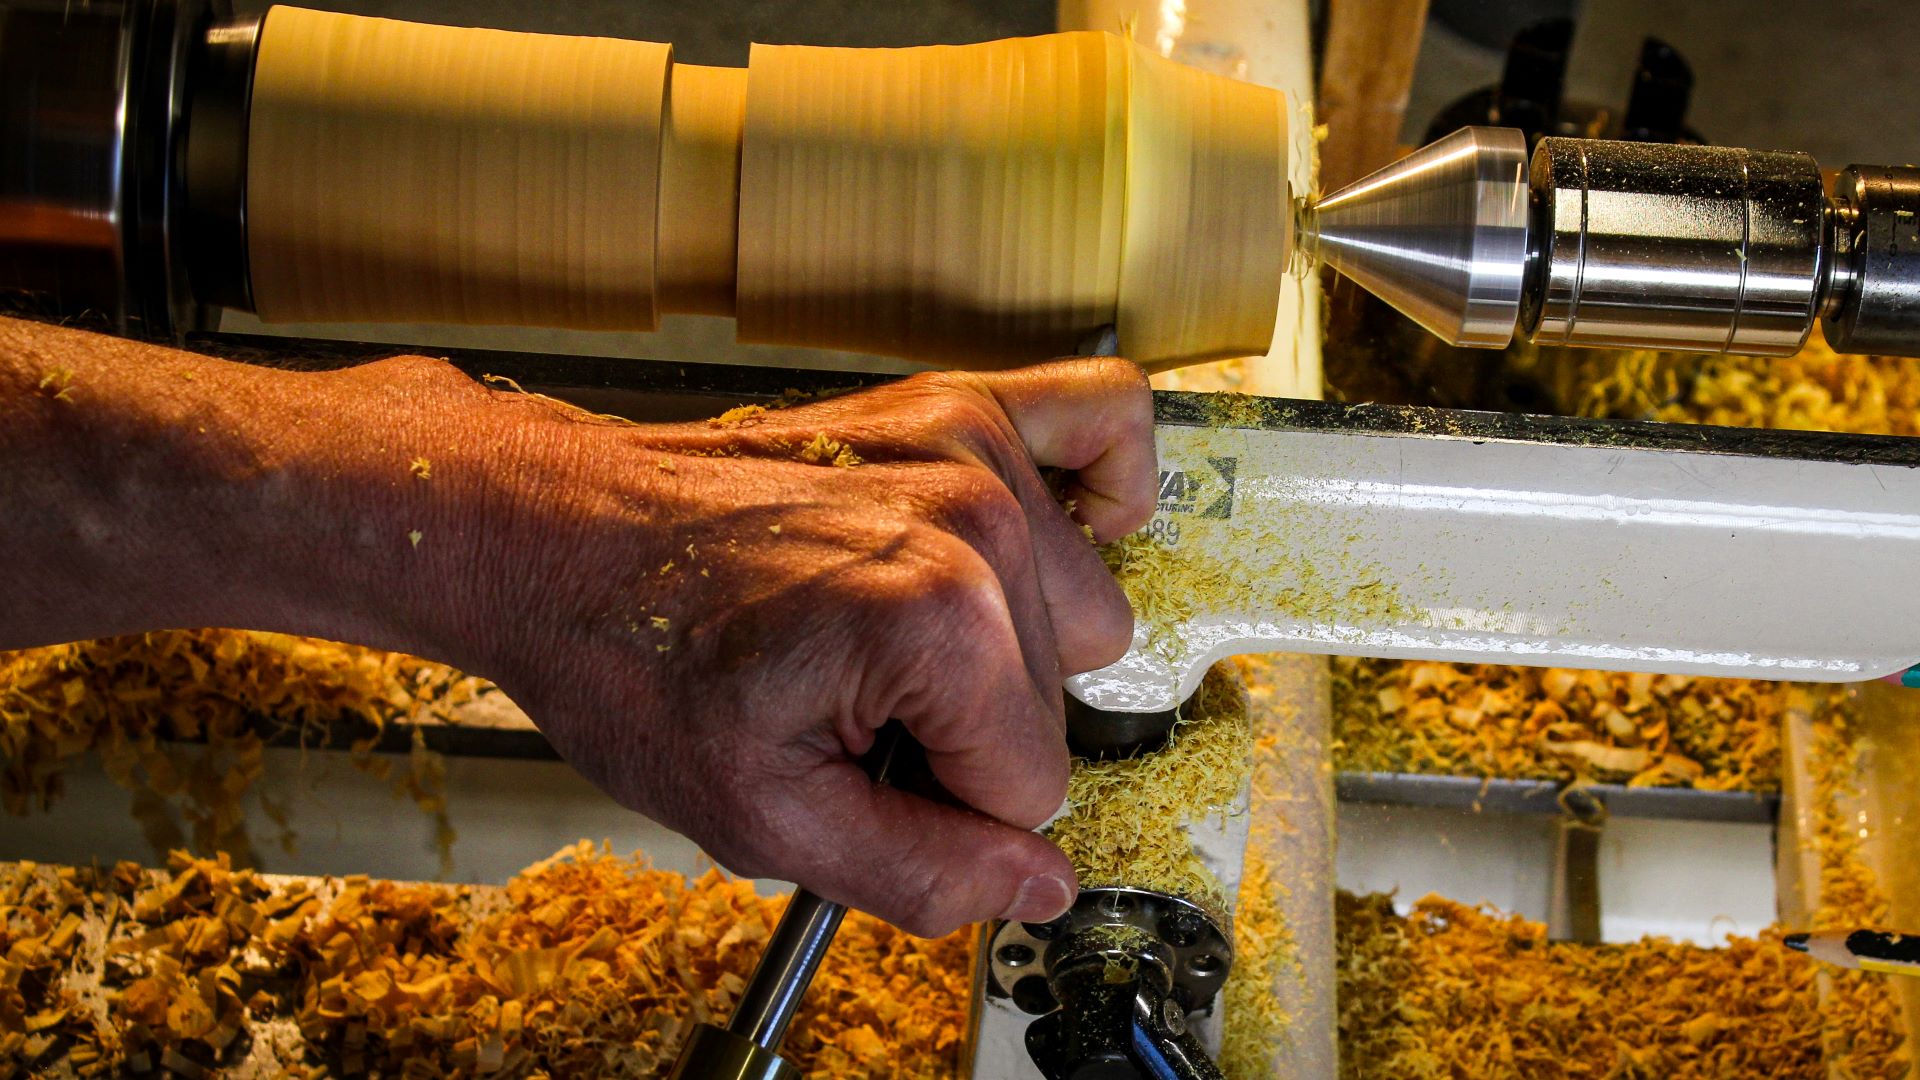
[360,353,479,402]
[1085,355,1152,396]
[855,527,974,604]
[933,468,1030,559]
[923,374,1018,444]
[914,552,1005,632]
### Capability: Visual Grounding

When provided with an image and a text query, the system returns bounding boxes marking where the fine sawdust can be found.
[1045,664,1252,912]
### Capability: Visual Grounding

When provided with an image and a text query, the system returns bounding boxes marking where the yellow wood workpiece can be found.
[248,6,671,330]
[735,33,1130,367]
[659,64,746,318]
[1118,43,1288,367]
[245,7,1290,370]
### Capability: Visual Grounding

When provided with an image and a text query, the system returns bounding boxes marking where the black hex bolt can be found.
[1159,908,1205,948]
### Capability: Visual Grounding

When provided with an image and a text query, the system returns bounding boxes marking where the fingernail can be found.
[1000,873,1075,922]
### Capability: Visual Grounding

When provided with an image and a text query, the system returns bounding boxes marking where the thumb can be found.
[744,759,1078,939]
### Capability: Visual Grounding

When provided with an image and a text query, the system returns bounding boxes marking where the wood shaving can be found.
[1334,890,1845,1078]
[793,433,862,468]
[1331,660,1784,791]
[0,863,108,1076]
[3,845,973,1079]
[36,368,75,403]
[707,404,768,428]
[1046,664,1251,912]
[1,630,484,869]
[479,374,641,429]
[108,852,309,1076]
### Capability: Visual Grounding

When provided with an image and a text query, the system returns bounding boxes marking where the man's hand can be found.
[0,317,1155,937]
[473,363,1155,936]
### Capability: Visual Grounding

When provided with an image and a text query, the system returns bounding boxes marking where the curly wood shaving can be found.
[1,630,482,869]
[1331,660,1784,791]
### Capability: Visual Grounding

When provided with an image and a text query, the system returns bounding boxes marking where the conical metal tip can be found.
[1309,126,1532,348]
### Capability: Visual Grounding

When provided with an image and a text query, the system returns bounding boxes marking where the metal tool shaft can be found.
[727,890,847,1049]
[723,725,907,1047]
[668,725,908,1079]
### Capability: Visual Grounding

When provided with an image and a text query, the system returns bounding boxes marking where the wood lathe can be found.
[3,3,1919,1079]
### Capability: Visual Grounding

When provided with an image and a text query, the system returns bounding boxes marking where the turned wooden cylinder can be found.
[245,7,1290,370]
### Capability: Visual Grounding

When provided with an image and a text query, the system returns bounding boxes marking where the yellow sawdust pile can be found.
[1334,891,1839,1078]
[1,845,973,1079]
[1046,664,1253,910]
[1218,847,1299,1078]
[1799,687,1913,1072]
[110,851,315,1075]
[1579,333,1920,435]
[1332,659,1786,791]
[1332,683,1913,1079]
[0,864,102,1074]
[0,629,485,867]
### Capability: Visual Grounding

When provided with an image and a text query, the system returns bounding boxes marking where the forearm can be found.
[0,317,532,664]
[0,314,1153,933]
